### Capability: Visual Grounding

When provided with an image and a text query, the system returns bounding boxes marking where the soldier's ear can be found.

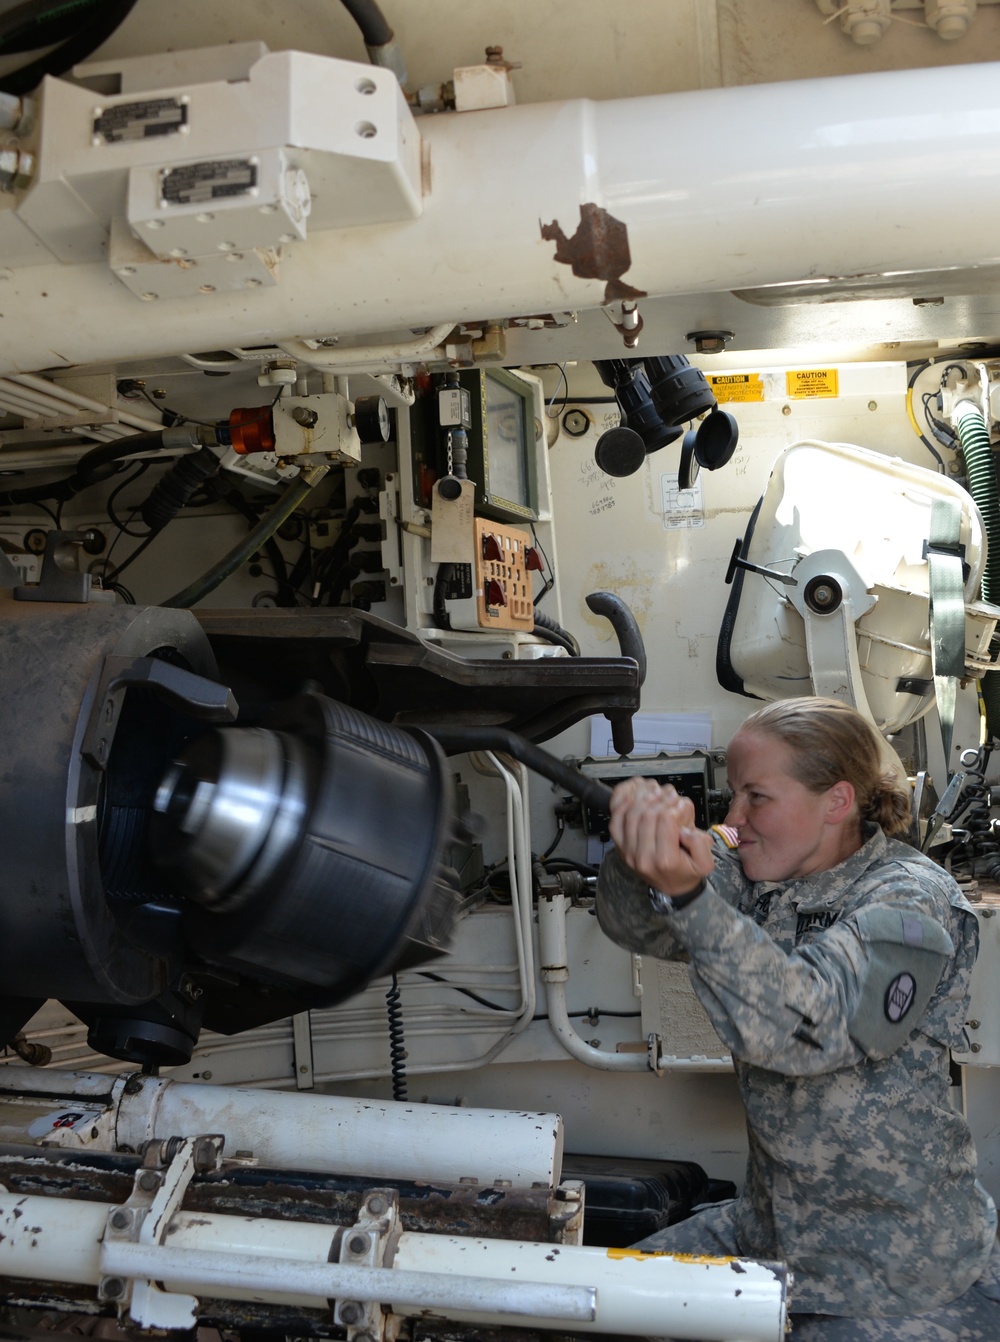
[825,780,856,825]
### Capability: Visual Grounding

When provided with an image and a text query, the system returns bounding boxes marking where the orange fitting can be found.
[229,405,276,455]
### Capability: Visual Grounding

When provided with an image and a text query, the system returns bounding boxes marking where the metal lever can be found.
[725,536,798,587]
[422,726,614,813]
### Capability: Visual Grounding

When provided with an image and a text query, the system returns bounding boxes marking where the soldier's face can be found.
[724,730,847,881]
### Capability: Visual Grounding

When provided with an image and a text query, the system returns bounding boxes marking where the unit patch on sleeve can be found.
[884,972,917,1023]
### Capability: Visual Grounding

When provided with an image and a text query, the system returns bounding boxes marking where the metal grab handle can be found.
[421,726,613,812]
[585,590,646,684]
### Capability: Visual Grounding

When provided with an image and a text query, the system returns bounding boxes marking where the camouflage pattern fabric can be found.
[596,825,998,1320]
[632,1205,1000,1339]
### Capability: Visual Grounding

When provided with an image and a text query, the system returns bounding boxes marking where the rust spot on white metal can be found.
[541,204,647,304]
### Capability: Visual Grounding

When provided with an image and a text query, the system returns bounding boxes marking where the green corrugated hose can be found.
[954,402,1000,737]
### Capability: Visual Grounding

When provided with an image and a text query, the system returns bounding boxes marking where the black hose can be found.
[339,0,394,47]
[0,0,104,52]
[140,447,221,533]
[163,473,319,608]
[531,610,579,655]
[0,0,137,93]
[0,429,164,505]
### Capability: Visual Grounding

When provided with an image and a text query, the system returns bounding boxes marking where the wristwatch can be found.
[648,878,706,914]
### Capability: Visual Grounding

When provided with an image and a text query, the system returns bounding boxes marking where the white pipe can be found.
[395,1232,787,1341]
[0,1193,785,1341]
[101,1240,597,1324]
[6,61,1000,371]
[0,378,70,416]
[0,1067,563,1188]
[11,374,165,434]
[538,892,651,1071]
[279,323,456,371]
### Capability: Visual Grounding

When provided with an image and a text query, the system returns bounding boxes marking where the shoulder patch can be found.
[846,908,953,1059]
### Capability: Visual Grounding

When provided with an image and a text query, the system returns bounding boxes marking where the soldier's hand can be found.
[608,778,715,897]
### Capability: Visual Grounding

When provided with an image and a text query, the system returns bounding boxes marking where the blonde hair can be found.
[740,697,912,837]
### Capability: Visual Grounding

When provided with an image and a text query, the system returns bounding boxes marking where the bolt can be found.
[292,406,319,428]
[781,404,792,416]
[686,329,734,355]
[109,1208,132,1231]
[485,45,505,64]
[347,1233,370,1255]
[968,1020,981,1030]
[971,1042,982,1053]
[562,408,589,437]
[867,400,878,411]
[366,1194,389,1216]
[137,1170,161,1192]
[101,1277,126,1300]
[339,1301,364,1326]
[151,388,168,400]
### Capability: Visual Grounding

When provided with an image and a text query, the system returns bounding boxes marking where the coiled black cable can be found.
[386,972,407,1100]
[954,746,1000,882]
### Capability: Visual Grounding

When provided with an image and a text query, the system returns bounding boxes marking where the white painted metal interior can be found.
[1,4,1000,1339]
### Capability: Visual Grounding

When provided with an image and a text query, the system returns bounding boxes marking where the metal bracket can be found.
[335,1188,399,1341]
[13,530,94,604]
[99,1134,225,1330]
[81,654,238,770]
[787,550,878,720]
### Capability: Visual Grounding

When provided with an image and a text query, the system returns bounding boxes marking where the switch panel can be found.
[474,519,534,631]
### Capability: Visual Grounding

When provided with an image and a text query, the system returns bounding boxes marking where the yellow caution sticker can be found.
[786,368,839,399]
[708,373,764,403]
[607,1247,737,1265]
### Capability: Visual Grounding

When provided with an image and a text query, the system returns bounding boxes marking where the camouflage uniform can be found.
[596,825,999,1332]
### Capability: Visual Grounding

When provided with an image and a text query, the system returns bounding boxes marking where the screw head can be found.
[339,1301,364,1325]
[101,1277,126,1300]
[365,1194,389,1216]
[109,1208,132,1230]
[347,1233,369,1255]
[137,1170,161,1192]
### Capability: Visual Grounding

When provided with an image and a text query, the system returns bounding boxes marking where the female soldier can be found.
[596,696,999,1340]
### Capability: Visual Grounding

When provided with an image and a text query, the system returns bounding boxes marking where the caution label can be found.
[708,373,764,404]
[786,368,839,399]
